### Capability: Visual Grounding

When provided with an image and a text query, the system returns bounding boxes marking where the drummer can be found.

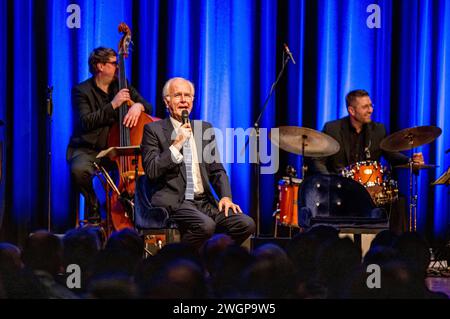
[308,89,424,175]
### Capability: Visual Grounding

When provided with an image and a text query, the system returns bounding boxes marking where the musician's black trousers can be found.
[68,147,116,218]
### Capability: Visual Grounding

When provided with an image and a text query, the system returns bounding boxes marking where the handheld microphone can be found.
[181,110,189,125]
[283,43,296,65]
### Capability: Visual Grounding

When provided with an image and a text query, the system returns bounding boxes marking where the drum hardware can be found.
[270,126,340,157]
[270,126,340,179]
[432,167,450,186]
[341,160,398,207]
[270,127,340,236]
[381,125,442,231]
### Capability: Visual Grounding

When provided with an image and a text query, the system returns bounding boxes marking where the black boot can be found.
[87,201,101,225]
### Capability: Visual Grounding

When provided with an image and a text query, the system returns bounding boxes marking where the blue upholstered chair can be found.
[134,175,179,250]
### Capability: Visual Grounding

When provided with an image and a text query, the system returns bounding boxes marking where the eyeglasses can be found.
[105,61,119,66]
[350,103,375,110]
[169,93,194,102]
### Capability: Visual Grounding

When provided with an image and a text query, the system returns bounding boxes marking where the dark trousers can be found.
[170,195,256,250]
[68,147,116,216]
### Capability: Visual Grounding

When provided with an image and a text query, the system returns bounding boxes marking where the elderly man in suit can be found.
[141,77,255,250]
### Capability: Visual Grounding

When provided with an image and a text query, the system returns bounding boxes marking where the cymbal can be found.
[394,164,438,169]
[269,126,340,157]
[380,125,442,152]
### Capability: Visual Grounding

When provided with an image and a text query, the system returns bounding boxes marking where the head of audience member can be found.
[104,228,144,262]
[210,245,254,298]
[136,242,205,296]
[394,232,431,279]
[347,260,423,299]
[0,242,23,272]
[0,242,50,298]
[363,245,398,266]
[242,243,296,298]
[0,277,5,298]
[162,77,195,122]
[287,232,322,281]
[86,273,139,299]
[316,237,362,298]
[63,226,101,270]
[90,248,140,280]
[157,242,202,269]
[370,229,398,250]
[143,258,207,299]
[22,230,63,276]
[307,225,340,243]
[201,234,235,276]
[253,243,294,275]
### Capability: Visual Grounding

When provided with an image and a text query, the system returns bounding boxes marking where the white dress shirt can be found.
[169,117,204,195]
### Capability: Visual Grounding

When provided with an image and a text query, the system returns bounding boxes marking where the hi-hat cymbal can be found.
[269,126,340,157]
[380,125,442,152]
[394,164,438,169]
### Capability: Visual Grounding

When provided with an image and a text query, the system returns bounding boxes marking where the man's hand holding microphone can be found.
[172,110,191,151]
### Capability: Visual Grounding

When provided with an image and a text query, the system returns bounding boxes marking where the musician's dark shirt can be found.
[68,77,152,155]
[348,120,367,164]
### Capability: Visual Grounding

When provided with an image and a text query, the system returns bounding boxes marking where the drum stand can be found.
[406,134,419,232]
[408,159,419,232]
[380,125,442,233]
[300,135,308,179]
[46,86,53,231]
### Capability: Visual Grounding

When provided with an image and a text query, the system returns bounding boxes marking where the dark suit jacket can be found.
[309,116,409,175]
[140,117,232,211]
[67,77,152,159]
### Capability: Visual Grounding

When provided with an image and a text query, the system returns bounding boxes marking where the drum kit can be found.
[270,125,442,233]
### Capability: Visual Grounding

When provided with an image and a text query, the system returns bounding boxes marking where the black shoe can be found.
[87,216,101,225]
[87,204,101,224]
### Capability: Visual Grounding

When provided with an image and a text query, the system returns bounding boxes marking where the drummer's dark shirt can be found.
[348,121,368,164]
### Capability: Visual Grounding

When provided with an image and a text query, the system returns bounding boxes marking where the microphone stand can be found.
[46,86,53,231]
[248,52,293,237]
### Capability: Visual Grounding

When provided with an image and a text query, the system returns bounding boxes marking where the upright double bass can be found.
[106,23,157,231]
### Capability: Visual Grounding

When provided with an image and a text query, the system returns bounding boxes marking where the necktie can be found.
[183,139,195,200]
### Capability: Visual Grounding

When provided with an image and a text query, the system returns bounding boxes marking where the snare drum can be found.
[277,177,302,227]
[342,161,398,206]
[343,160,383,187]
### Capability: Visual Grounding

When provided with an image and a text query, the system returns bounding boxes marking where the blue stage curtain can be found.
[11,0,40,238]
[1,0,449,241]
[0,0,7,231]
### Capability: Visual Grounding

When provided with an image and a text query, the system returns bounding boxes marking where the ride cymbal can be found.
[269,126,340,157]
[380,125,441,152]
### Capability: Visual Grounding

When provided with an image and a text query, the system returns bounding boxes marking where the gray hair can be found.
[162,77,195,100]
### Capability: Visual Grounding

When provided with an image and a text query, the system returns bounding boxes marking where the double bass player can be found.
[67,47,152,224]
